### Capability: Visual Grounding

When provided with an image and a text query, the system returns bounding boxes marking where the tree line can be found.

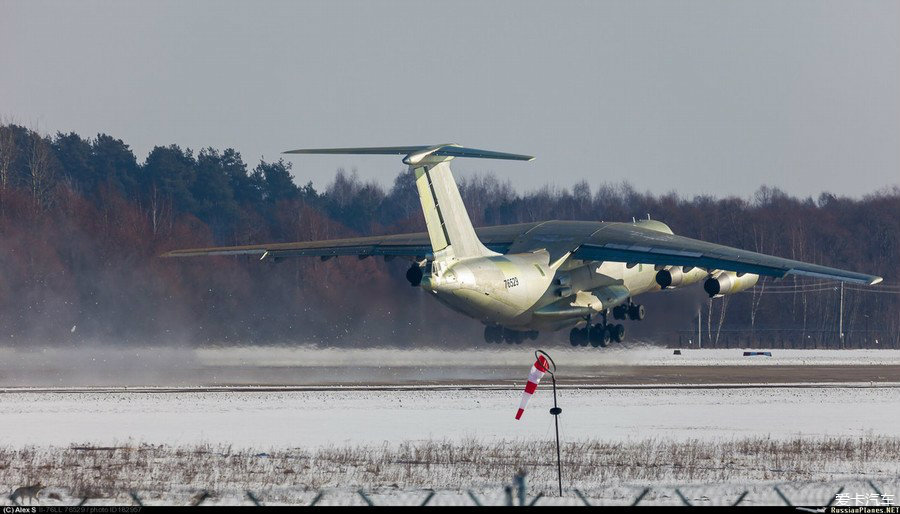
[0,123,897,348]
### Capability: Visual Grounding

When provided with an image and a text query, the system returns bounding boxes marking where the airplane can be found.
[163,144,883,348]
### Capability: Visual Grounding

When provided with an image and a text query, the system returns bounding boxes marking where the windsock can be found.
[515,354,550,420]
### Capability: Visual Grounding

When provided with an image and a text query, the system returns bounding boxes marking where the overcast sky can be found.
[2,0,898,198]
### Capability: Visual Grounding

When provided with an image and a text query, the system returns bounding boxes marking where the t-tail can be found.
[283,144,534,261]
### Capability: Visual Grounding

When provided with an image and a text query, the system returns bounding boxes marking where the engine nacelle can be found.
[655,266,707,289]
[703,271,759,297]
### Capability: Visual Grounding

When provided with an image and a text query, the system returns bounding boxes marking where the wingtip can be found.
[870,276,884,285]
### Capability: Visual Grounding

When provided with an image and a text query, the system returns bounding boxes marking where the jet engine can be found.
[703,271,759,297]
[655,266,707,289]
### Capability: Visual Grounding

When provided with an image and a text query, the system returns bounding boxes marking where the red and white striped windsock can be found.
[515,355,550,420]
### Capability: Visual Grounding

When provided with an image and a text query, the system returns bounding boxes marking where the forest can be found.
[0,123,897,348]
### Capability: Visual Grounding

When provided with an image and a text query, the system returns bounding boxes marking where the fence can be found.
[674,328,900,349]
[9,477,897,507]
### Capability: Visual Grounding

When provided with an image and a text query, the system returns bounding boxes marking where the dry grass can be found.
[2,436,899,501]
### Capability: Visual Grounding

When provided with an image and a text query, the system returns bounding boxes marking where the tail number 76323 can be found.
[503,277,519,289]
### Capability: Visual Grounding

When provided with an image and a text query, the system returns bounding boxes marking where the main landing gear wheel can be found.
[484,325,502,344]
[502,328,525,344]
[589,324,611,348]
[612,305,628,320]
[628,304,645,321]
[569,327,589,347]
[611,323,625,343]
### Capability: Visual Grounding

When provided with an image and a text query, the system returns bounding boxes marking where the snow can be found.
[1,386,897,448]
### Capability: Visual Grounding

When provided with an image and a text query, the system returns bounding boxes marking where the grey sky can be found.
[2,0,898,199]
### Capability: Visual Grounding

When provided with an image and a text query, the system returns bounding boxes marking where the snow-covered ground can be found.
[2,386,897,448]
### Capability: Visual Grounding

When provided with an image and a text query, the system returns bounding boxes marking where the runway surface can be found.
[1,346,898,387]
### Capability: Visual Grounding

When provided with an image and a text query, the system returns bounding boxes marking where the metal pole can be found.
[536,350,562,497]
[551,374,562,497]
[839,282,844,349]
[698,306,702,349]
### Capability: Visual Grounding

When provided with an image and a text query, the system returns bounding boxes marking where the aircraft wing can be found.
[161,223,539,260]
[573,222,883,285]
[162,232,434,260]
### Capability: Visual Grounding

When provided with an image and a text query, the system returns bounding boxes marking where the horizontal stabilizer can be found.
[284,144,534,164]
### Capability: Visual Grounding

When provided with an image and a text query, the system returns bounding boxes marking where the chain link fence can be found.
[8,477,897,506]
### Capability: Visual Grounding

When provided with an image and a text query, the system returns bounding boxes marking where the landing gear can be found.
[610,323,625,342]
[614,300,645,321]
[573,308,628,349]
[628,303,645,321]
[484,325,502,343]
[569,327,589,347]
[589,324,610,348]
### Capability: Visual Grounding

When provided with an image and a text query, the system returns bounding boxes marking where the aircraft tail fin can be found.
[412,160,493,259]
[283,144,534,260]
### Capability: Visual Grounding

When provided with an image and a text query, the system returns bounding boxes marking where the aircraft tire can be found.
[589,324,606,348]
[628,304,646,321]
[570,327,589,347]
[611,323,625,343]
[484,325,502,344]
[569,328,582,347]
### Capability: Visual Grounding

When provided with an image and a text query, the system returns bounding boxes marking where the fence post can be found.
[514,471,527,506]
[129,492,144,506]
[504,485,513,506]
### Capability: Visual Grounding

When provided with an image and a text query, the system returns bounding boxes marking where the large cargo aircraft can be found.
[164,145,882,347]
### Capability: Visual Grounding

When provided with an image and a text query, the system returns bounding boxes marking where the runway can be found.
[1,346,898,388]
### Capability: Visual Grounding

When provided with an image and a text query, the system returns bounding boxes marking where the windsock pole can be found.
[536,350,562,496]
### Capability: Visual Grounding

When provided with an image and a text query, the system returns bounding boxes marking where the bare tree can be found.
[26,132,57,209]
[0,123,16,191]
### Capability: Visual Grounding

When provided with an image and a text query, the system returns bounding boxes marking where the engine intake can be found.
[703,272,759,297]
[406,264,424,286]
[655,266,706,289]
